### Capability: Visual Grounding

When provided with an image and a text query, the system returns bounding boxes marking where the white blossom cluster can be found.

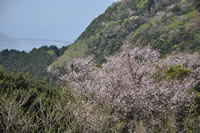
[60,46,200,131]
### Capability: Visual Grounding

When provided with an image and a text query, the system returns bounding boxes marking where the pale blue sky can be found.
[0,0,118,42]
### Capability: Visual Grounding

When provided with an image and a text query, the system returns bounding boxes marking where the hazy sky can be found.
[0,0,118,42]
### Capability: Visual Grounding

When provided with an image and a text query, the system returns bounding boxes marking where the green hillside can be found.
[0,45,68,83]
[1,0,200,132]
[52,0,200,67]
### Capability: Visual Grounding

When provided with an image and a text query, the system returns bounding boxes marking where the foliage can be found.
[184,9,198,19]
[47,50,56,56]
[51,0,199,67]
[51,40,88,68]
[0,68,77,132]
[184,90,200,132]
[164,65,191,80]
[1,47,200,132]
[60,46,200,132]
[104,20,121,31]
[163,18,185,31]
[1,0,199,131]
[0,45,68,84]
[194,33,200,42]
[136,0,148,9]
[133,23,150,37]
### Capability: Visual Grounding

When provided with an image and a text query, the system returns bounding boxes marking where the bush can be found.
[0,68,76,132]
[164,65,191,80]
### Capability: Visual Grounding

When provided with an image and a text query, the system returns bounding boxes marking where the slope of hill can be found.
[1,0,200,132]
[0,45,68,83]
[52,0,200,67]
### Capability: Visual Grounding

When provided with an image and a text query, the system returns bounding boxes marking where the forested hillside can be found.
[1,0,200,132]
[2,48,200,132]
[52,0,200,67]
[47,0,200,132]
[0,45,68,83]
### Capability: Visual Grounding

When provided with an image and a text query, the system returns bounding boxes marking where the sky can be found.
[0,0,118,42]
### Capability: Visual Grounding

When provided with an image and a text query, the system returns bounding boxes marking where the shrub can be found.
[163,18,185,32]
[136,0,148,9]
[133,23,150,37]
[164,65,191,80]
[184,10,198,19]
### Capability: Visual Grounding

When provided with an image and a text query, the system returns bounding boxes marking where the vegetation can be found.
[58,47,200,132]
[164,65,191,80]
[0,45,69,84]
[1,0,200,132]
[52,0,200,67]
[136,0,148,9]
[0,66,77,132]
[51,40,88,68]
[1,47,200,132]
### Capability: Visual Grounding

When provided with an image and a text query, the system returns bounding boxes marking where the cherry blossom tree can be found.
[60,45,200,132]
